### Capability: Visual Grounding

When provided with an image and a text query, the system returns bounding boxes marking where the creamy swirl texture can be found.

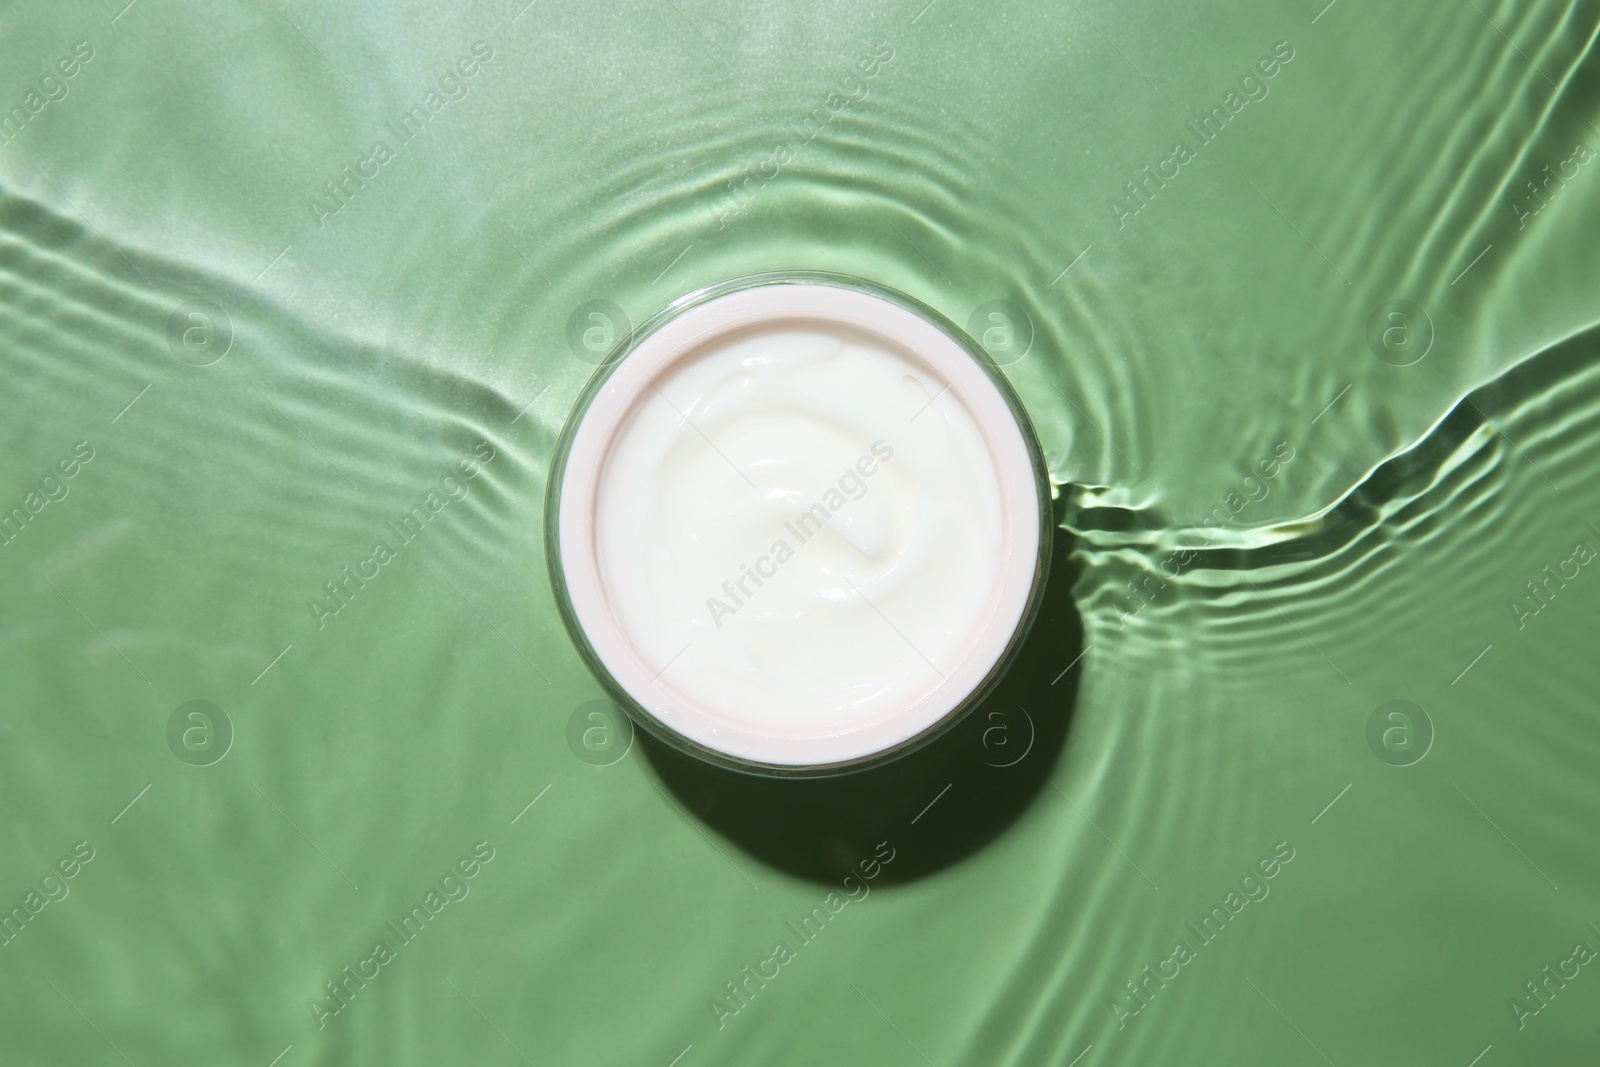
[593,324,1007,741]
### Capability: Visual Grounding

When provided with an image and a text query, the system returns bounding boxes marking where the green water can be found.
[3,0,1599,1063]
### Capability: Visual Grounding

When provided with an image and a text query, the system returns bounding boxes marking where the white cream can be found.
[557,282,1043,769]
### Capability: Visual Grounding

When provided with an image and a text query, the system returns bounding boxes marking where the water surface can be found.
[1,1,1598,1064]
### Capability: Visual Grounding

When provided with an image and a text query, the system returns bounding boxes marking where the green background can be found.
[2,0,1598,1063]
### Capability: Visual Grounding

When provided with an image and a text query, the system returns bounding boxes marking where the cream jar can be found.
[547,273,1050,776]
